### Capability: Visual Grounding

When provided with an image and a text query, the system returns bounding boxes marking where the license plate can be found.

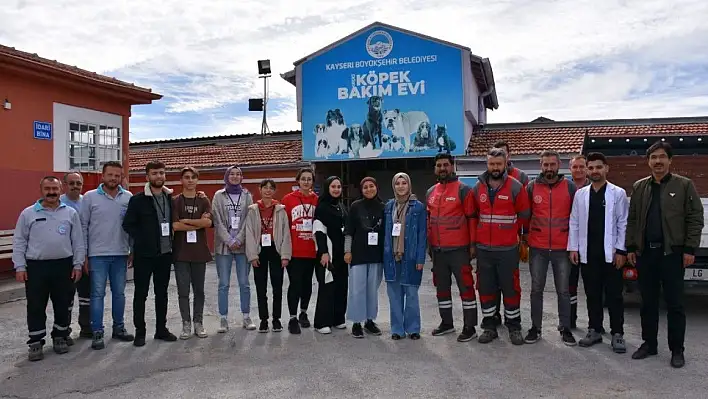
[684,268,708,281]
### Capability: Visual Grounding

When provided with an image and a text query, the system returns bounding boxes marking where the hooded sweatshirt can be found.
[281,189,319,259]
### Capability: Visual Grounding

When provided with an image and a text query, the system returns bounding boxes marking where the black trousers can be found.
[253,246,285,321]
[133,253,172,334]
[69,271,91,333]
[580,253,624,335]
[638,249,685,352]
[286,257,316,317]
[314,259,348,329]
[569,263,580,327]
[25,258,74,345]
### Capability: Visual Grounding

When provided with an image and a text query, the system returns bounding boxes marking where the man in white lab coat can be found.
[567,152,629,354]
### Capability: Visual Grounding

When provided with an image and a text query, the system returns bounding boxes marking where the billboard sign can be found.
[301,26,465,161]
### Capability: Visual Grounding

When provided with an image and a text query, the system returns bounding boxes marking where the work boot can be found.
[133,330,146,347]
[180,321,192,340]
[671,351,685,368]
[53,337,69,354]
[611,333,627,353]
[65,336,75,347]
[631,342,658,360]
[578,329,602,347]
[112,327,135,342]
[91,331,105,350]
[478,329,499,344]
[509,330,525,346]
[28,342,44,361]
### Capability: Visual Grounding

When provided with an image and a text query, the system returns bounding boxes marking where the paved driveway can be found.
[1,262,707,399]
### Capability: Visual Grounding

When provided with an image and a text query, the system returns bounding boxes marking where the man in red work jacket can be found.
[426,153,478,343]
[524,150,578,346]
[472,147,530,345]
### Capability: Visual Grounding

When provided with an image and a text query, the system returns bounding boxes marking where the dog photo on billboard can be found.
[435,124,456,153]
[362,96,383,149]
[411,121,436,151]
[314,123,331,158]
[383,109,430,153]
[344,123,365,158]
[324,109,348,155]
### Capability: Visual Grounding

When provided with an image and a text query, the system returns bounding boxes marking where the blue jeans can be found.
[215,253,250,316]
[89,256,128,332]
[387,281,421,335]
[347,263,383,323]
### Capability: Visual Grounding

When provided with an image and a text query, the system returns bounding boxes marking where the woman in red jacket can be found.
[280,167,319,334]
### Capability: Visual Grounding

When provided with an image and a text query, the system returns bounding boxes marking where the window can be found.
[68,122,121,171]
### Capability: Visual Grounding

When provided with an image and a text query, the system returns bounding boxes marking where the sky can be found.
[2,0,707,142]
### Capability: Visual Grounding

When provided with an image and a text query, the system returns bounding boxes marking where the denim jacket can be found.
[383,198,427,286]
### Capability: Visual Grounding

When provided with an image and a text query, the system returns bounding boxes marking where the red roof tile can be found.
[0,44,160,97]
[468,128,586,156]
[129,139,303,171]
[585,123,708,137]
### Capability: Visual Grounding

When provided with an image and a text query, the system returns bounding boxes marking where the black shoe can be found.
[52,337,69,354]
[258,320,269,333]
[79,329,94,339]
[392,333,403,340]
[288,317,301,334]
[133,332,146,347]
[509,330,525,346]
[155,330,177,342]
[112,327,135,342]
[409,333,421,340]
[524,327,541,344]
[432,323,455,336]
[298,312,311,328]
[671,351,685,368]
[457,326,477,342]
[561,328,577,346]
[631,343,658,360]
[65,336,75,347]
[478,329,499,344]
[272,319,283,332]
[91,331,105,350]
[352,323,364,338]
[364,320,382,336]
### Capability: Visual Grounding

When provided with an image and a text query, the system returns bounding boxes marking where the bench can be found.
[0,229,13,260]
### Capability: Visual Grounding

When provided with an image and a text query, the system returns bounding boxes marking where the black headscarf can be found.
[318,176,342,205]
[314,176,346,258]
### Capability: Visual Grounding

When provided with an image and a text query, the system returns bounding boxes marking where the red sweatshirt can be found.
[281,190,318,258]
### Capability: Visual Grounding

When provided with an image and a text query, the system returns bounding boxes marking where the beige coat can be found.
[244,203,292,262]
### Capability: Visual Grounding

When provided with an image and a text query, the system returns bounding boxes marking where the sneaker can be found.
[334,323,347,330]
[352,322,364,338]
[243,316,256,331]
[155,330,178,342]
[409,333,421,340]
[561,328,577,346]
[112,327,135,342]
[611,333,626,353]
[671,351,685,368]
[457,326,477,342]
[65,336,75,347]
[258,320,269,333]
[91,331,105,350]
[478,329,499,344]
[631,343,658,359]
[364,320,382,336]
[272,319,283,332]
[392,333,403,340]
[288,317,301,334]
[53,337,69,354]
[298,312,311,328]
[316,327,332,334]
[28,342,43,362]
[217,317,229,333]
[509,330,525,346]
[180,321,192,340]
[578,329,602,347]
[524,327,541,344]
[133,331,146,347]
[432,323,456,336]
[194,322,208,338]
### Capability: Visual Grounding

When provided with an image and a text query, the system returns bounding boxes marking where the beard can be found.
[489,170,503,180]
[150,180,164,188]
[589,174,603,182]
[544,170,558,180]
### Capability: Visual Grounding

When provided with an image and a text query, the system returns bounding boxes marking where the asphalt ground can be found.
[1,261,707,399]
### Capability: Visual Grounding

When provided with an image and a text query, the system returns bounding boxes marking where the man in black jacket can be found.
[626,141,704,368]
[122,160,178,346]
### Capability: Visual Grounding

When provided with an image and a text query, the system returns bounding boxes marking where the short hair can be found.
[570,154,587,163]
[493,140,510,153]
[540,150,561,162]
[180,166,199,178]
[434,152,454,164]
[63,170,83,182]
[102,161,123,173]
[145,160,166,174]
[586,152,607,164]
[260,179,276,189]
[40,176,61,186]
[487,147,507,159]
[646,141,673,159]
[296,167,314,180]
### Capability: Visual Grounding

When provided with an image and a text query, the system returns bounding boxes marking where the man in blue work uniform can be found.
[13,176,84,361]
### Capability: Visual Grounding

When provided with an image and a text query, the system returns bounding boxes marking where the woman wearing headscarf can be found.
[384,173,427,340]
[211,166,255,333]
[312,176,348,334]
[344,177,385,338]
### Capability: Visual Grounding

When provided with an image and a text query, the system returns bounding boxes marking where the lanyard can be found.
[227,193,242,214]
[395,202,407,222]
[153,194,167,222]
[299,198,312,219]
[260,206,275,231]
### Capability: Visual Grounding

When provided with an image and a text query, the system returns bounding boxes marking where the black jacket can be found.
[122,188,173,257]
[344,198,385,265]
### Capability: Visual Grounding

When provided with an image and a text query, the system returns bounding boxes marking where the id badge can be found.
[161,222,170,237]
[392,223,402,237]
[301,219,313,232]
[368,232,379,245]
[261,233,272,247]
[186,230,197,243]
[230,216,240,230]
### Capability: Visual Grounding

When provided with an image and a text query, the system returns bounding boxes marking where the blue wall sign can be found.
[33,121,52,140]
[301,26,465,161]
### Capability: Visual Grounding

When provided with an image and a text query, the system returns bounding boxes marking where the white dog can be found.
[382,109,430,152]
[325,109,347,154]
[314,124,331,158]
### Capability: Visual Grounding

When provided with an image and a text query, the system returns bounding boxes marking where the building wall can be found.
[608,155,708,196]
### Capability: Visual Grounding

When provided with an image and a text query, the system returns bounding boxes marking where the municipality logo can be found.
[366,30,393,59]
[57,220,70,236]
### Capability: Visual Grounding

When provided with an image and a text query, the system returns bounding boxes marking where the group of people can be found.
[12,139,702,369]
